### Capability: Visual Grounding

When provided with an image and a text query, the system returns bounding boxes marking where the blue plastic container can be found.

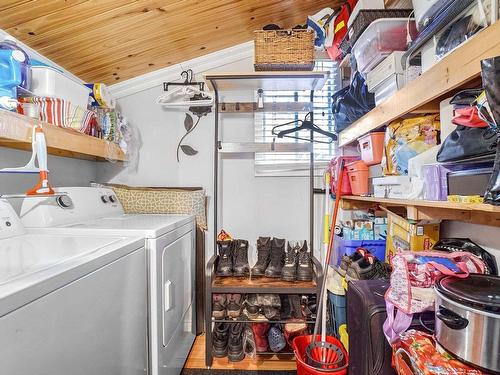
[332,238,386,266]
[328,291,346,336]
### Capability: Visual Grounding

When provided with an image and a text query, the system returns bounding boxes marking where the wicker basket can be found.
[254,29,315,71]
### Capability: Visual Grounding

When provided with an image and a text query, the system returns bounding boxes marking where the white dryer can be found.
[0,199,148,375]
[15,187,196,375]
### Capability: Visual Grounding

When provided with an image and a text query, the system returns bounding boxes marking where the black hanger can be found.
[163,69,205,91]
[271,112,337,143]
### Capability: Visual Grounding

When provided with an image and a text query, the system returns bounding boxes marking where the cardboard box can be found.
[353,220,374,240]
[385,208,440,261]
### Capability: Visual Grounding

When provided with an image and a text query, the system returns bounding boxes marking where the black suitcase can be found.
[346,280,435,375]
[347,279,395,375]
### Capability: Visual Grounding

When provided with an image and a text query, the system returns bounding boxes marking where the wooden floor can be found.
[184,335,297,371]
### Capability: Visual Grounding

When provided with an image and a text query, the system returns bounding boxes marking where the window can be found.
[254,60,341,176]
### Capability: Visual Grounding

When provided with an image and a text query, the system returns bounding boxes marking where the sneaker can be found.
[227,294,243,318]
[244,294,261,320]
[212,294,227,319]
[242,326,256,358]
[268,325,286,353]
[252,322,270,352]
[281,242,298,281]
[251,237,271,277]
[338,248,369,277]
[296,242,313,281]
[233,239,250,277]
[216,240,233,277]
[212,322,230,358]
[265,238,286,278]
[346,255,391,281]
[228,323,245,362]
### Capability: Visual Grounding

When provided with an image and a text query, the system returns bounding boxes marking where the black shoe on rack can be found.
[280,295,292,320]
[251,237,271,277]
[296,241,313,282]
[233,239,250,277]
[289,295,303,319]
[281,242,298,281]
[228,323,245,362]
[265,238,286,278]
[216,240,233,277]
[212,322,230,358]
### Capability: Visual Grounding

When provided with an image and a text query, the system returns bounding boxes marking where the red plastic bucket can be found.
[292,335,348,375]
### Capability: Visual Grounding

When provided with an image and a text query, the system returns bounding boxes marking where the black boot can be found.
[281,242,298,281]
[228,323,245,362]
[212,322,230,357]
[264,238,285,278]
[251,237,271,277]
[216,240,233,277]
[296,241,313,282]
[233,239,250,277]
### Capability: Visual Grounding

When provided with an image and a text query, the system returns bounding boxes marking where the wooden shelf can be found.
[341,195,500,227]
[212,276,317,294]
[0,110,126,161]
[338,21,500,146]
[204,71,329,92]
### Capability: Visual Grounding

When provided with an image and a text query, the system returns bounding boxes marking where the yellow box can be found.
[385,209,440,261]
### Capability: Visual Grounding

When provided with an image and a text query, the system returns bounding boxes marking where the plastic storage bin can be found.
[328,156,360,196]
[351,18,419,73]
[328,291,346,335]
[358,132,385,166]
[335,238,387,264]
[31,66,91,108]
[346,160,369,196]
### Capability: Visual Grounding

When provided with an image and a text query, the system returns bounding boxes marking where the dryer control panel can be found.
[0,200,25,239]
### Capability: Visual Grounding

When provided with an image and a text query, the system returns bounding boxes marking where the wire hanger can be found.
[157,69,214,107]
[271,112,337,143]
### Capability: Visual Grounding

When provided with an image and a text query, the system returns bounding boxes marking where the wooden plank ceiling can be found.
[0,0,343,84]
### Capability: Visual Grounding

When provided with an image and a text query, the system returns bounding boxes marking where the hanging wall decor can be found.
[176,101,212,162]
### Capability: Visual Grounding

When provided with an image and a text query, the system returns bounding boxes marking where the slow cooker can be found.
[435,275,500,374]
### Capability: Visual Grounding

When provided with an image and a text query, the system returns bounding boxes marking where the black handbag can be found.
[331,72,375,133]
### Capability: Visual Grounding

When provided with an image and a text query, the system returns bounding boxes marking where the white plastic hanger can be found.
[156,69,214,107]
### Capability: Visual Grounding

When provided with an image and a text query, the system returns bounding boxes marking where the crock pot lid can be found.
[437,275,500,312]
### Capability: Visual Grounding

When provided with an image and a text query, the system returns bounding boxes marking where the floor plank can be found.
[185,335,297,371]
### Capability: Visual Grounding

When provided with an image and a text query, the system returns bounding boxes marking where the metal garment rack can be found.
[203,72,328,367]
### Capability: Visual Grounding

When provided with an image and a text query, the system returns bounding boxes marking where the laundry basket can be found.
[254,29,315,71]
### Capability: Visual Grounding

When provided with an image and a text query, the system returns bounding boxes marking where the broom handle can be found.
[313,160,345,342]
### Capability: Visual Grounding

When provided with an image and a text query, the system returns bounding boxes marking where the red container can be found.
[328,156,360,196]
[293,335,349,375]
[346,160,369,196]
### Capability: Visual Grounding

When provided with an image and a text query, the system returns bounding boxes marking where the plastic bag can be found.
[383,115,440,175]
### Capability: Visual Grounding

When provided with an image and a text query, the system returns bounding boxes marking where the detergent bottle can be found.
[0,49,22,111]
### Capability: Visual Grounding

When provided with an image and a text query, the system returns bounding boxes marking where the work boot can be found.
[251,322,270,352]
[242,325,256,358]
[233,239,250,277]
[212,322,230,358]
[265,238,286,278]
[281,242,298,281]
[227,294,243,318]
[216,240,233,277]
[289,295,303,319]
[296,241,313,281]
[228,323,245,362]
[251,237,271,277]
[338,248,370,276]
[280,295,292,320]
[244,294,261,320]
[212,294,227,319]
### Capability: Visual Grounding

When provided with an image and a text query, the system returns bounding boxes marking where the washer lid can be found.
[436,275,500,314]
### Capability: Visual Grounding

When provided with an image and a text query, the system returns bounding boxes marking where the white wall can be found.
[0,148,96,194]
[98,52,326,264]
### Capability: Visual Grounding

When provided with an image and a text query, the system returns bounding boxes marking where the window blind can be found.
[254,61,341,176]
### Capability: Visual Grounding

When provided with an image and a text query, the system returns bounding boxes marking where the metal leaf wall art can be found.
[176,102,211,162]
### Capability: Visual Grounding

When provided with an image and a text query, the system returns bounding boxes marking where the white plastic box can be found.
[366,51,405,91]
[351,18,418,74]
[373,176,413,198]
[31,66,91,109]
[373,73,405,105]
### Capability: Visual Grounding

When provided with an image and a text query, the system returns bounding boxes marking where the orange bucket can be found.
[358,132,385,166]
[346,160,369,196]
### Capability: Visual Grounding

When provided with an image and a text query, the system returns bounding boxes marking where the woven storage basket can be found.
[254,29,315,71]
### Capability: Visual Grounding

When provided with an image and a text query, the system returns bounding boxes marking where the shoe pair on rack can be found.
[244,294,281,321]
[212,321,257,361]
[251,237,285,278]
[282,241,313,282]
[251,323,288,353]
[212,294,242,319]
[339,248,391,281]
[216,239,250,277]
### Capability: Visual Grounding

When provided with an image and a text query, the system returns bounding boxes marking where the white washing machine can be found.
[15,187,196,375]
[0,199,148,375]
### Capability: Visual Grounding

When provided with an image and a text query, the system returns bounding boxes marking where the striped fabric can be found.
[20,97,101,137]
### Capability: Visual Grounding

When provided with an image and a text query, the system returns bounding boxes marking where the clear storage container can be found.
[373,73,405,105]
[351,18,419,74]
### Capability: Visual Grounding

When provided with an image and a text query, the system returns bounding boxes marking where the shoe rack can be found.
[203,72,329,367]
